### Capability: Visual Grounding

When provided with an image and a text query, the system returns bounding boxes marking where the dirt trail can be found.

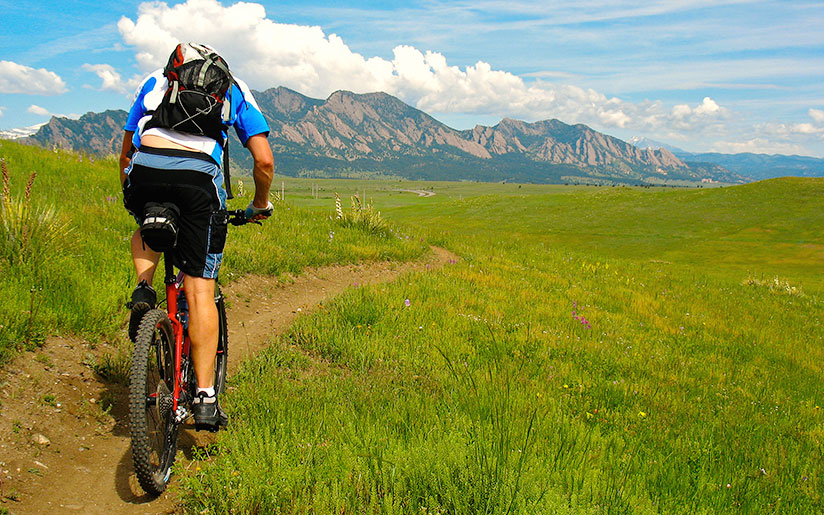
[0,246,458,514]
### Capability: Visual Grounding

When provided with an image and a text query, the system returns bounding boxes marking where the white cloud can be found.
[0,61,67,95]
[711,138,805,156]
[115,0,732,139]
[0,106,4,117]
[27,104,51,116]
[26,105,80,120]
[82,63,141,95]
[759,121,824,137]
[810,108,824,124]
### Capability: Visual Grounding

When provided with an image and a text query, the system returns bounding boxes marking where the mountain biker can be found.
[118,43,273,428]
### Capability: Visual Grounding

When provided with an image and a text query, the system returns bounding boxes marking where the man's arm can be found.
[245,133,274,209]
[119,131,134,187]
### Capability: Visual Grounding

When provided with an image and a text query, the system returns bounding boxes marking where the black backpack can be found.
[144,43,233,145]
[144,43,237,198]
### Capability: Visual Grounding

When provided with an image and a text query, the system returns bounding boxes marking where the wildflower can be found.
[726,483,731,488]
[405,298,411,307]
[638,411,647,418]
[563,384,569,389]
[572,310,576,316]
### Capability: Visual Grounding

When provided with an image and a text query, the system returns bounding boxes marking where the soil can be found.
[0,246,459,514]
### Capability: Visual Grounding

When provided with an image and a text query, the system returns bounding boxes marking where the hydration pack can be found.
[143,43,234,145]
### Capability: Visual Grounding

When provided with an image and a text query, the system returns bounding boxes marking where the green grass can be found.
[181,176,824,513]
[0,140,425,364]
[4,140,822,512]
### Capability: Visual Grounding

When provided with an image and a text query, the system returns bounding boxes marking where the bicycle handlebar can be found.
[225,209,262,226]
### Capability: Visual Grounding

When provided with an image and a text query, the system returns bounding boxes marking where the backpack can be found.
[144,43,234,145]
[144,43,237,198]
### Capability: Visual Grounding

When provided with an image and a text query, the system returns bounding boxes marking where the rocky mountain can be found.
[24,110,128,156]
[628,136,687,155]
[21,88,743,184]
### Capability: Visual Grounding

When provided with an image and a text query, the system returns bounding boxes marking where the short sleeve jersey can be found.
[124,69,269,165]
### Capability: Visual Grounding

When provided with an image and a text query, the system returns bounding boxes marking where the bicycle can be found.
[128,208,254,495]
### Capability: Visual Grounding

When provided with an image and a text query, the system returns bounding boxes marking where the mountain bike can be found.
[128,209,253,495]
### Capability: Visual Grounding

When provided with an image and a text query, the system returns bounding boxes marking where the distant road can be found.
[397,189,435,197]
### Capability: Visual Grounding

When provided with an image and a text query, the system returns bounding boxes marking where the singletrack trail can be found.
[0,246,458,514]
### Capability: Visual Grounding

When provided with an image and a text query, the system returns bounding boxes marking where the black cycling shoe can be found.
[127,280,156,342]
[192,392,229,432]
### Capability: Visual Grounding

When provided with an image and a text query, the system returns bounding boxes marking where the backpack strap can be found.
[223,138,233,200]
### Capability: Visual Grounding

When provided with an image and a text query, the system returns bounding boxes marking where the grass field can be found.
[0,141,424,363]
[2,141,823,512]
[180,175,824,513]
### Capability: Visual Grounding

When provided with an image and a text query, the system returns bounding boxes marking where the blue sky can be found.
[2,0,823,156]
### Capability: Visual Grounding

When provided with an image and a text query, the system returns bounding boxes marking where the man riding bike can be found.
[119,43,273,428]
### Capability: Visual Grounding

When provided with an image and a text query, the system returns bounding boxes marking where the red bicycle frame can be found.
[164,259,190,414]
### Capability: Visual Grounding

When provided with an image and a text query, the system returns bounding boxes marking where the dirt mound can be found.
[0,246,458,514]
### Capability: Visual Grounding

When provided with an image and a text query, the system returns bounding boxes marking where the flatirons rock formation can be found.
[22,87,743,184]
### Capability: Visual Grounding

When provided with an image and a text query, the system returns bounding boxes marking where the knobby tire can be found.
[129,309,178,496]
[214,289,228,396]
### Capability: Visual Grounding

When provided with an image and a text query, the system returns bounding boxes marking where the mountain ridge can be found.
[21,87,745,184]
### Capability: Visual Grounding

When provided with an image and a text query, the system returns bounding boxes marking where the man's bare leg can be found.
[184,274,218,389]
[131,230,160,284]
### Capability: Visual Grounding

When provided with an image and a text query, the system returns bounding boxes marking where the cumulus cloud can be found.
[0,61,67,95]
[26,104,80,119]
[115,0,726,135]
[0,106,4,117]
[712,138,805,156]
[759,121,824,138]
[82,63,141,95]
[810,108,824,124]
[27,104,51,116]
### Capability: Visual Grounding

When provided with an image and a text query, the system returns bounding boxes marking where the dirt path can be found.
[0,246,458,514]
[396,189,435,197]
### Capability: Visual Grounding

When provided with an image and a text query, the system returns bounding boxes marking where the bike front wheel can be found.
[129,308,179,495]
[214,288,229,396]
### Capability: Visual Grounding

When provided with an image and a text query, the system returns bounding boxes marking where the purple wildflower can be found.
[405,298,411,307]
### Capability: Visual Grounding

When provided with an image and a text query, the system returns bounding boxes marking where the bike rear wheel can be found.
[129,308,179,495]
[214,287,229,396]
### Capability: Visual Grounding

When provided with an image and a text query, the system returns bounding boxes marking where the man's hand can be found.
[119,131,135,186]
[245,200,274,221]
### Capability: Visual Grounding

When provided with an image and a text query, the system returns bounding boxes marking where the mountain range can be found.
[629,136,824,181]
[9,86,790,184]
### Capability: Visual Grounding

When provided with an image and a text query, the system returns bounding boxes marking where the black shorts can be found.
[123,149,227,279]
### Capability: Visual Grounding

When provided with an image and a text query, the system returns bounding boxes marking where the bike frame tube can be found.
[164,254,186,412]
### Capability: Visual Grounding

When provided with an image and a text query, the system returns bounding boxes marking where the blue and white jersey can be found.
[124,69,269,165]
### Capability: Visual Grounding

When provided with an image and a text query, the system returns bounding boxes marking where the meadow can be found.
[180,176,824,512]
[0,140,424,363]
[1,140,823,513]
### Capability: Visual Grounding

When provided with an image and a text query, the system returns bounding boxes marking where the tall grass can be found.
[181,178,824,513]
[0,140,425,364]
